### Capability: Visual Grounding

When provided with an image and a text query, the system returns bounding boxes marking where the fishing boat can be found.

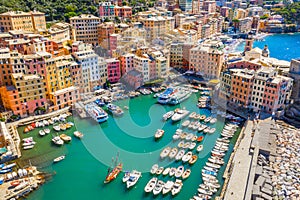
[44,128,50,134]
[171,179,183,196]
[157,88,174,104]
[154,129,164,139]
[162,180,174,195]
[52,136,64,146]
[175,166,184,178]
[107,103,124,117]
[104,153,122,184]
[169,147,178,159]
[126,170,142,188]
[150,164,159,174]
[182,169,191,179]
[153,180,165,195]
[162,167,170,176]
[197,145,204,152]
[85,103,109,123]
[171,109,190,122]
[162,111,175,121]
[182,151,193,163]
[160,147,171,159]
[60,134,72,142]
[53,155,65,163]
[144,177,157,193]
[74,131,84,139]
[189,155,198,165]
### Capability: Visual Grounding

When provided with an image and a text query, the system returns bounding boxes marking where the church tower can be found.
[244,36,254,52]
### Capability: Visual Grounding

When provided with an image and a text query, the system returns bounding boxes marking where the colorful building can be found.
[106,58,121,83]
[99,2,115,20]
[119,53,134,75]
[114,6,132,19]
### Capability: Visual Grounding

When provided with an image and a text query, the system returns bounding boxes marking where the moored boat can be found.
[154,129,164,140]
[52,136,64,146]
[39,130,45,136]
[104,162,123,184]
[144,177,157,193]
[189,155,198,165]
[150,164,159,174]
[182,169,191,179]
[162,167,170,176]
[73,131,84,139]
[60,134,72,142]
[175,166,184,178]
[197,145,204,152]
[153,180,165,195]
[126,170,142,188]
[171,179,183,196]
[53,155,65,163]
[182,151,193,163]
[163,111,175,121]
[171,109,190,122]
[162,180,174,195]
[160,147,171,159]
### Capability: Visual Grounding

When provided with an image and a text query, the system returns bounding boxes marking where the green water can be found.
[19,93,241,200]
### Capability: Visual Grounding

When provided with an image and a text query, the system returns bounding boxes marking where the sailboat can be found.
[104,152,123,184]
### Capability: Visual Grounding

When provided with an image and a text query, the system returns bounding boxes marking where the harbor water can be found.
[20,92,241,200]
[235,33,300,61]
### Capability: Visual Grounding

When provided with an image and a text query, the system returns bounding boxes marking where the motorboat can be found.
[189,142,196,150]
[157,88,173,104]
[39,130,45,136]
[162,167,170,176]
[171,109,190,122]
[74,131,84,139]
[189,155,198,165]
[85,103,109,123]
[163,111,175,121]
[210,118,217,124]
[203,166,219,173]
[183,142,191,149]
[182,169,191,179]
[160,147,171,159]
[206,162,221,169]
[168,88,192,105]
[197,145,204,152]
[53,125,60,132]
[154,129,164,140]
[204,117,212,123]
[185,133,194,141]
[122,171,130,183]
[59,123,66,131]
[43,120,49,126]
[169,148,178,159]
[44,128,50,134]
[162,180,174,195]
[22,141,36,147]
[189,112,197,119]
[155,167,164,175]
[180,132,187,139]
[191,135,198,142]
[169,167,176,177]
[171,179,183,196]
[144,177,157,193]
[107,103,124,117]
[182,151,193,163]
[175,166,184,178]
[175,149,185,161]
[150,164,159,174]
[178,141,185,148]
[23,145,34,150]
[153,180,165,195]
[208,128,216,134]
[182,120,190,127]
[52,136,64,146]
[202,169,217,177]
[53,155,65,163]
[199,115,206,121]
[60,134,72,142]
[126,170,142,188]
[197,136,204,142]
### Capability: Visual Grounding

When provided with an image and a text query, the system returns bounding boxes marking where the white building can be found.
[133,56,150,82]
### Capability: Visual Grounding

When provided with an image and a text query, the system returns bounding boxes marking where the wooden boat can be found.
[182,169,191,179]
[189,142,196,150]
[10,180,20,187]
[197,136,204,142]
[59,124,66,131]
[189,155,198,165]
[104,155,122,184]
[182,120,190,127]
[199,115,206,121]
[60,134,72,142]
[53,125,60,132]
[53,155,65,163]
[191,135,198,142]
[183,142,191,149]
[182,151,193,163]
[185,133,194,141]
[44,128,50,134]
[175,149,185,161]
[144,177,157,193]
[52,136,64,146]
[39,130,45,136]
[178,141,185,148]
[74,131,84,139]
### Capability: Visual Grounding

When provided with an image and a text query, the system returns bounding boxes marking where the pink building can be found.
[121,69,143,90]
[23,54,47,76]
[149,60,157,80]
[119,53,134,75]
[227,60,261,71]
[106,58,121,83]
[99,2,115,20]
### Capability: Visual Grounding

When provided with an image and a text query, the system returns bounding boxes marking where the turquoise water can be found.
[25,93,240,200]
[235,33,300,61]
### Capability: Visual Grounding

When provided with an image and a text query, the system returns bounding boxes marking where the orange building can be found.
[229,69,254,108]
[0,11,46,32]
[97,22,115,48]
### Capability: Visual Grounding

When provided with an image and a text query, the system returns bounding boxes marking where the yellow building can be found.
[142,16,167,41]
[0,11,46,32]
